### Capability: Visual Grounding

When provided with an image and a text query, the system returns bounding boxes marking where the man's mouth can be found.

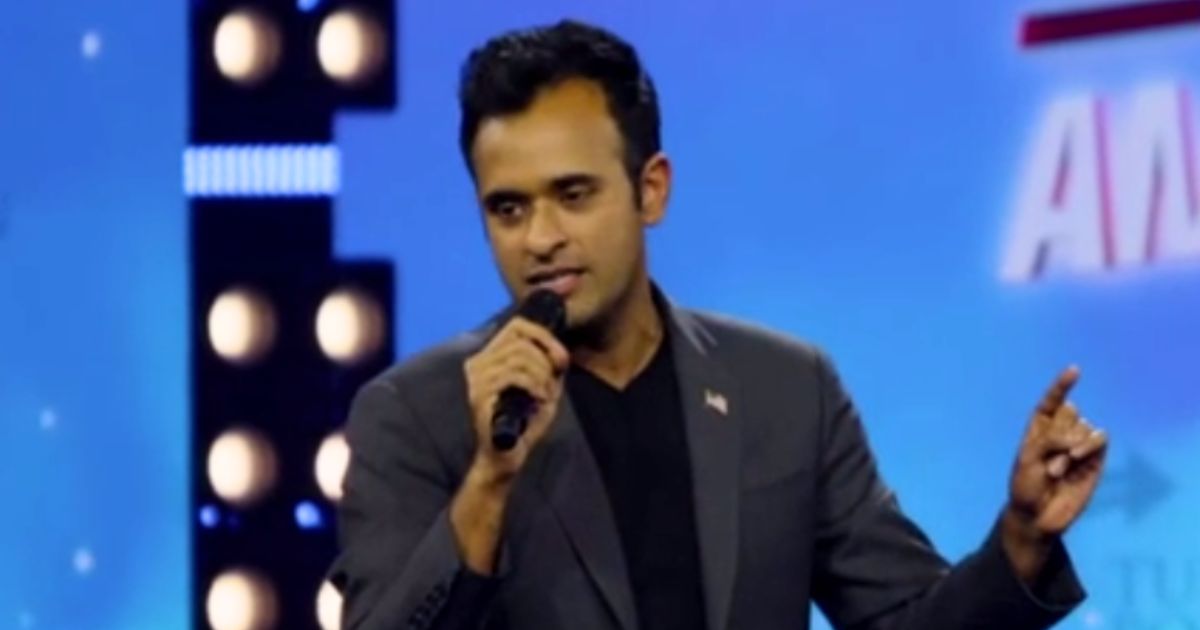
[526,268,584,295]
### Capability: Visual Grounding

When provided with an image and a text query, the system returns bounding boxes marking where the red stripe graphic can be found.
[1021,0,1200,47]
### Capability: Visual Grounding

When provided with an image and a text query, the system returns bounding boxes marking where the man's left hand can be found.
[1003,366,1109,583]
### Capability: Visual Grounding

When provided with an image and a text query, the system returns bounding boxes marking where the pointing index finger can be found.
[1038,365,1080,416]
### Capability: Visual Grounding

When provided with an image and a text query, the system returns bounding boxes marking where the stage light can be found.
[81,30,102,60]
[314,431,349,501]
[207,429,278,507]
[200,504,222,529]
[72,547,96,576]
[316,580,343,630]
[294,501,324,529]
[206,569,279,630]
[317,9,387,85]
[214,9,282,85]
[207,288,276,364]
[316,288,384,365]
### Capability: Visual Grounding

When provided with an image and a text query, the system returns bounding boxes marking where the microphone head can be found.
[518,289,566,340]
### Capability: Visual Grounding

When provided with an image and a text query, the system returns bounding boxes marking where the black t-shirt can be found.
[566,329,707,630]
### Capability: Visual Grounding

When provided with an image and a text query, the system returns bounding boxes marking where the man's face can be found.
[470,78,665,330]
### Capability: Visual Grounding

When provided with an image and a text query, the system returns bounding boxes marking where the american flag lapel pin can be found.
[704,388,729,417]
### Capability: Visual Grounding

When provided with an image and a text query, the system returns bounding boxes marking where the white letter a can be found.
[1001,96,1112,282]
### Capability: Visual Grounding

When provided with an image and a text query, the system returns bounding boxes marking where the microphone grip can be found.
[490,386,537,451]
[488,289,566,452]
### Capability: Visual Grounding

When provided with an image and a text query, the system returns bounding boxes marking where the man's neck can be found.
[572,281,664,390]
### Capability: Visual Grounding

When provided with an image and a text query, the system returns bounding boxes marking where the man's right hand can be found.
[450,316,570,575]
[465,316,571,478]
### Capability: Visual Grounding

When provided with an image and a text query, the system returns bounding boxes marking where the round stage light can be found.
[314,431,350,501]
[199,504,222,529]
[315,288,384,365]
[316,580,343,630]
[206,569,278,630]
[317,9,386,85]
[213,9,282,85]
[207,288,276,365]
[294,501,324,529]
[207,429,278,507]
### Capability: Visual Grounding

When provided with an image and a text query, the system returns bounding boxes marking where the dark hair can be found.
[457,19,661,187]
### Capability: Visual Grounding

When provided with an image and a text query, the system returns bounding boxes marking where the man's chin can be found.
[563,300,615,347]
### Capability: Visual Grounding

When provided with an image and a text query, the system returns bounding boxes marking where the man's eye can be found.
[561,185,593,205]
[491,202,525,220]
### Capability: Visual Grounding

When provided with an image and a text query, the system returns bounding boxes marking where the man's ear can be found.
[638,152,671,226]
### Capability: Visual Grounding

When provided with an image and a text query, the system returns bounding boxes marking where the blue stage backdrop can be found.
[1,1,1197,628]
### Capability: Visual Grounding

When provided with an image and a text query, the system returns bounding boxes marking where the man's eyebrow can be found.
[549,173,600,190]
[482,188,531,209]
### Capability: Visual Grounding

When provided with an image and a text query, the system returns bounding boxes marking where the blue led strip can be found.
[183,144,341,197]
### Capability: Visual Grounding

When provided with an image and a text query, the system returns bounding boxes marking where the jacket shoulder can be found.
[365,330,485,402]
[681,308,827,366]
[343,332,485,471]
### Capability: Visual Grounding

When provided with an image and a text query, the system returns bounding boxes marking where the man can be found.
[330,19,1109,630]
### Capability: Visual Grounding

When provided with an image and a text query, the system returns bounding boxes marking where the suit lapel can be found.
[668,307,742,630]
[527,395,640,630]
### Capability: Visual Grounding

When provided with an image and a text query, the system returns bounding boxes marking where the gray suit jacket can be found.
[330,297,1086,630]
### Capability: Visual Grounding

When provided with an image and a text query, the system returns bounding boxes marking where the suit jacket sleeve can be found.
[809,350,1087,630]
[329,379,505,630]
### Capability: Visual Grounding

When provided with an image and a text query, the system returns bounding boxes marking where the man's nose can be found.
[524,203,567,258]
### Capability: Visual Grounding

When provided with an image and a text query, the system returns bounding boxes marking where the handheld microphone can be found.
[490,289,567,452]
